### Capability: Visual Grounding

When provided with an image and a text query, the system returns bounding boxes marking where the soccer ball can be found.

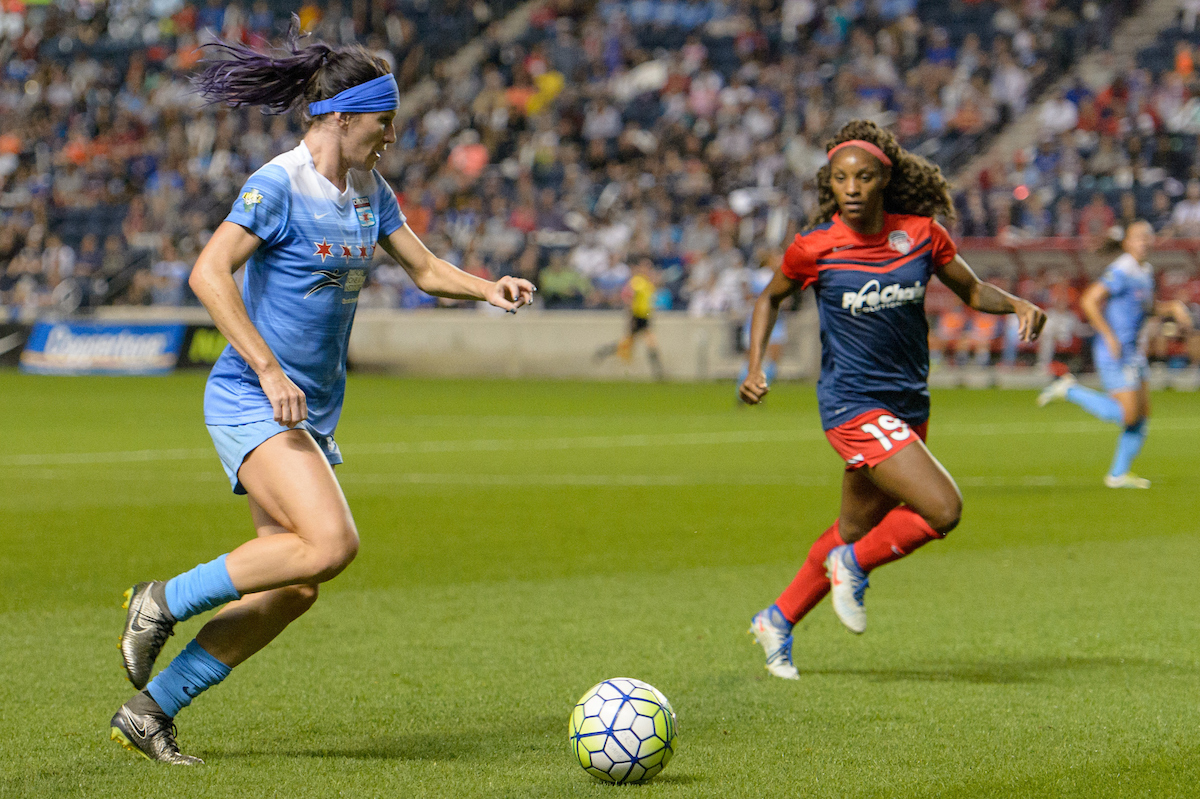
[569,678,677,784]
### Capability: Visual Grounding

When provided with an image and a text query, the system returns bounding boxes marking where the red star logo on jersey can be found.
[358,245,370,259]
[313,239,334,262]
[339,244,354,259]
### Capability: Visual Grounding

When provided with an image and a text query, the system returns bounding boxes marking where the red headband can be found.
[827,139,893,167]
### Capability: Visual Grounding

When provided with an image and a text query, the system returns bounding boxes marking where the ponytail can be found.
[192,18,390,121]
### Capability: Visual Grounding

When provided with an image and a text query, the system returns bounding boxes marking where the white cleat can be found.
[748,605,800,680]
[825,545,868,634]
[1104,472,1151,489]
[1037,373,1077,407]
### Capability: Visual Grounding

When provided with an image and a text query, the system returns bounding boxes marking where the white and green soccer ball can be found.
[569,678,677,784]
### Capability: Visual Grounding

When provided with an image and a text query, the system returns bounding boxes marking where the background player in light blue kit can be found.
[1038,221,1193,488]
[110,27,535,764]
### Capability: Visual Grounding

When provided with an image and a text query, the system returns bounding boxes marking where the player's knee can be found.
[923,492,963,536]
[304,523,359,582]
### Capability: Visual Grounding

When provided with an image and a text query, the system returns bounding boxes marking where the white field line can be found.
[11,470,1111,489]
[3,417,1199,468]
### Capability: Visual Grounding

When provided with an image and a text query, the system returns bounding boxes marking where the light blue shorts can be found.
[1094,347,1147,394]
[206,420,343,495]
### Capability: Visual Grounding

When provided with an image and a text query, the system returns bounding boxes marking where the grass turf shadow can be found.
[812,656,1190,685]
[204,730,500,761]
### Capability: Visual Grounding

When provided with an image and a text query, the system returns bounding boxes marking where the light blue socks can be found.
[164,554,241,622]
[1065,385,1124,425]
[1109,418,1148,478]
[146,639,232,718]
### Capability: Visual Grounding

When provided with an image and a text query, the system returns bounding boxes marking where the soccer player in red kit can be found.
[741,121,1047,679]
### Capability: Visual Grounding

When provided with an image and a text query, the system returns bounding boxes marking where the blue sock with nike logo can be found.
[146,639,231,718]
[164,554,241,621]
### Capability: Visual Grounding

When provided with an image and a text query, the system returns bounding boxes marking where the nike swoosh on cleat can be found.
[129,714,148,739]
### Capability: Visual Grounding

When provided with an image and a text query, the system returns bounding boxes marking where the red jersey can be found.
[782,213,957,429]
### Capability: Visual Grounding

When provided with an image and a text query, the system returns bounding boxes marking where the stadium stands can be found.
[0,0,1194,372]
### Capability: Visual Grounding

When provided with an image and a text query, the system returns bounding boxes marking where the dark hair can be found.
[192,18,391,123]
[1097,219,1150,256]
[810,120,957,227]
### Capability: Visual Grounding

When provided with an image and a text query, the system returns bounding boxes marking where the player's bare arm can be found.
[739,268,799,405]
[1156,298,1195,330]
[380,224,535,311]
[189,221,308,427]
[1079,281,1121,359]
[935,254,1047,342]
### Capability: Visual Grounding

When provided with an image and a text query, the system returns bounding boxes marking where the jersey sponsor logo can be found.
[306,269,346,297]
[841,279,925,317]
[887,230,913,255]
[305,268,367,299]
[241,188,263,211]
[353,196,376,227]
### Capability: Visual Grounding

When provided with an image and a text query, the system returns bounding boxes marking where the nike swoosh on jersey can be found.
[314,212,330,219]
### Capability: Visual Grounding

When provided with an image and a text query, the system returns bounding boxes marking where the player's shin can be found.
[164,554,243,622]
[775,522,845,623]
[1109,418,1148,478]
[851,507,942,572]
[1065,384,1124,425]
[145,639,232,718]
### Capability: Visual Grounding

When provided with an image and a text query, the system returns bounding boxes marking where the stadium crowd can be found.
[3,0,1195,369]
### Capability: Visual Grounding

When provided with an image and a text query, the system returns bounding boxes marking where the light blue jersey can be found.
[204,142,406,435]
[1093,252,1154,392]
[1097,253,1154,357]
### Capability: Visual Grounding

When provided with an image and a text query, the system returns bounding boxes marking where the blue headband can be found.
[308,73,399,117]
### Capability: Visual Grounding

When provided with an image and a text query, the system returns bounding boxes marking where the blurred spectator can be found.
[1077,192,1116,238]
[151,239,191,306]
[1170,180,1200,237]
[539,251,595,309]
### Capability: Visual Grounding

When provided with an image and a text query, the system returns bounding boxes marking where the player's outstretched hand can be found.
[487,276,537,313]
[739,369,770,405]
[260,365,308,428]
[1014,299,1047,342]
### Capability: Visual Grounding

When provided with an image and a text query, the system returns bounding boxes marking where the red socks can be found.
[851,507,941,571]
[774,508,943,625]
[775,523,844,624]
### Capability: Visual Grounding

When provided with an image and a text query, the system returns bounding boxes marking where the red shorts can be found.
[825,409,929,470]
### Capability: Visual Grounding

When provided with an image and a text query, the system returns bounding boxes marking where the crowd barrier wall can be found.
[85,306,822,381]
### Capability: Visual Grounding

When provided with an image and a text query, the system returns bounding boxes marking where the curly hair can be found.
[809,120,957,227]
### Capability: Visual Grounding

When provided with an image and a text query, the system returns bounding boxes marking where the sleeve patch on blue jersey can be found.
[242,188,264,211]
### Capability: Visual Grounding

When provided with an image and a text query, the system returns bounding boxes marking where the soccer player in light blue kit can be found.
[1038,221,1193,487]
[110,30,534,764]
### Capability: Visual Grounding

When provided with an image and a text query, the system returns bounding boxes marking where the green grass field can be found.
[2,372,1198,798]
